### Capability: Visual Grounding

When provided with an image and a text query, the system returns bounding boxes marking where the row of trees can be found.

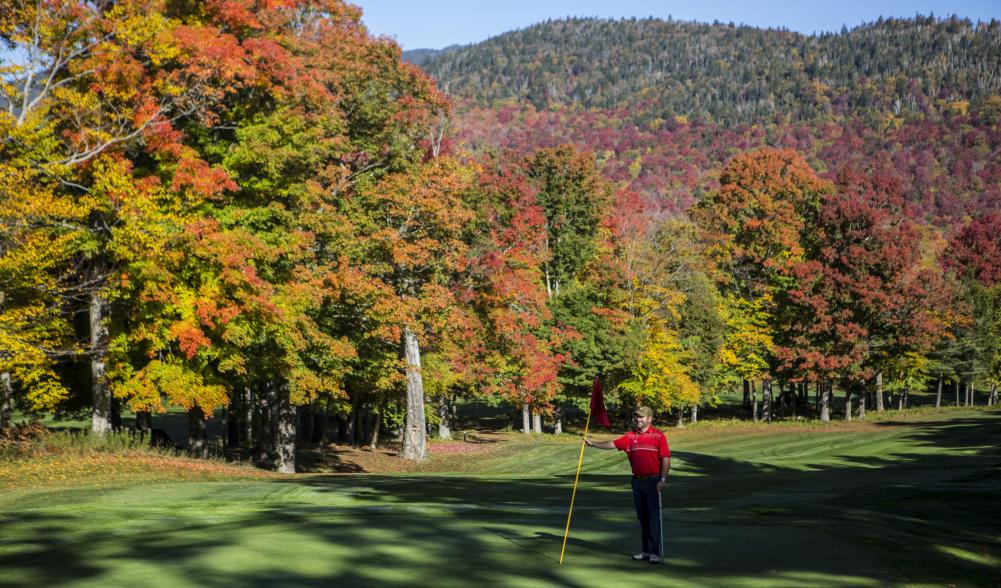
[2,3,998,473]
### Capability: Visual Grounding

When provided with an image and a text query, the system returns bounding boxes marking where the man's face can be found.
[633,412,652,431]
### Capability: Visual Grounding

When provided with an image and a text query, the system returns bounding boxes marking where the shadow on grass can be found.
[2,413,999,587]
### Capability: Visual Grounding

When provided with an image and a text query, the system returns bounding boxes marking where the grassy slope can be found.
[2,409,998,587]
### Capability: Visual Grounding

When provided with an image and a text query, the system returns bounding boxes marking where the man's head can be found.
[633,405,653,432]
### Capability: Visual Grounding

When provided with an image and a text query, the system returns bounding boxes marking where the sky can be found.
[352,0,1000,49]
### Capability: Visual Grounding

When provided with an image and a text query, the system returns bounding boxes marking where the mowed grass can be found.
[2,409,999,587]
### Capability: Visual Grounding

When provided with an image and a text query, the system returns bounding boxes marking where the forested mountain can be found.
[408,15,1001,125]
[406,16,1001,221]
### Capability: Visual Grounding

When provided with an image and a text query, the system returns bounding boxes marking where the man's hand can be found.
[585,437,614,449]
[656,478,667,492]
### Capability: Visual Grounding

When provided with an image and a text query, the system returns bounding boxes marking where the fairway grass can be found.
[2,409,998,587]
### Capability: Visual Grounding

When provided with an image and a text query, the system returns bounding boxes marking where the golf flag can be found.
[590,375,610,428]
[562,374,609,565]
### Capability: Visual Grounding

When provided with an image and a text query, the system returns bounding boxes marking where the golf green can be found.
[2,410,998,587]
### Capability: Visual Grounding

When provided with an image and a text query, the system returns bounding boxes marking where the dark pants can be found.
[631,476,662,556]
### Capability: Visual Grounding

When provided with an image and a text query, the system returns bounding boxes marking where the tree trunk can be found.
[401,326,428,461]
[762,379,772,422]
[845,386,853,421]
[532,408,542,434]
[187,406,208,459]
[358,403,370,444]
[936,374,943,408]
[955,379,960,407]
[858,381,866,420]
[553,406,563,435]
[743,379,750,409]
[967,382,974,407]
[752,380,758,422]
[677,408,685,428]
[135,410,152,433]
[90,293,112,434]
[0,372,12,432]
[256,382,273,465]
[243,387,253,447]
[691,404,698,424]
[875,371,884,412]
[989,383,998,407]
[273,381,296,473]
[369,402,382,449]
[314,406,328,444]
[438,397,452,440]
[522,403,531,434]
[820,380,831,422]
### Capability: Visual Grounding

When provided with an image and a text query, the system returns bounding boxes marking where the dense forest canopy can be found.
[409,15,1001,125]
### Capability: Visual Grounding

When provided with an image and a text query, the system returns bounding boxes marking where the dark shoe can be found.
[632,552,650,561]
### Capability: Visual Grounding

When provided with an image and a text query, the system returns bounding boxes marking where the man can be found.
[585,405,670,564]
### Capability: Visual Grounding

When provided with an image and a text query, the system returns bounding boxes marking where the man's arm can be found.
[656,456,670,491]
[584,437,616,450]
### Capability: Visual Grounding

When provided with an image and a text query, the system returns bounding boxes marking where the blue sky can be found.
[353,0,1000,49]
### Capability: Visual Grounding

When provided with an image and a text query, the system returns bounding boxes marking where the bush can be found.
[1,424,177,459]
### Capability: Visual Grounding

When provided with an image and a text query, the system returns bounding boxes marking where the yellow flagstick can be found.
[559,407,592,565]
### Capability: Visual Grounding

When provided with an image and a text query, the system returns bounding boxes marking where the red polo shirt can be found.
[613,426,670,477]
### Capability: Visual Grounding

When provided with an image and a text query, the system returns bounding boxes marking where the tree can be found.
[694,148,831,419]
[460,157,572,434]
[775,171,954,418]
[349,158,473,460]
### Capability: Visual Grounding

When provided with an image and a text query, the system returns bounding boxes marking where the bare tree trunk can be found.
[256,382,273,465]
[532,407,542,433]
[691,404,698,424]
[858,381,866,420]
[369,402,383,449]
[820,380,831,422]
[762,379,772,422]
[553,406,563,435]
[401,326,427,461]
[358,403,370,444]
[90,293,112,434]
[875,371,884,412]
[677,408,685,428]
[845,386,853,421]
[273,381,296,473]
[438,397,452,439]
[935,374,943,408]
[243,387,253,447]
[135,410,152,433]
[752,380,758,422]
[187,406,208,459]
[967,382,974,407]
[990,383,998,407]
[955,379,960,407]
[743,379,750,409]
[346,393,359,445]
[522,403,531,434]
[0,372,12,432]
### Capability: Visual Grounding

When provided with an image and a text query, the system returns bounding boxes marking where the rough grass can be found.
[2,408,999,587]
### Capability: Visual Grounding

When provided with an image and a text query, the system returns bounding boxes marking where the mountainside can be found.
[406,16,1001,221]
[409,15,1001,125]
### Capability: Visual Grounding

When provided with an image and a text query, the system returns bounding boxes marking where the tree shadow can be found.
[2,412,998,586]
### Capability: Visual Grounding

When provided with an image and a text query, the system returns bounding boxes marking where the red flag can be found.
[590,375,610,427]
